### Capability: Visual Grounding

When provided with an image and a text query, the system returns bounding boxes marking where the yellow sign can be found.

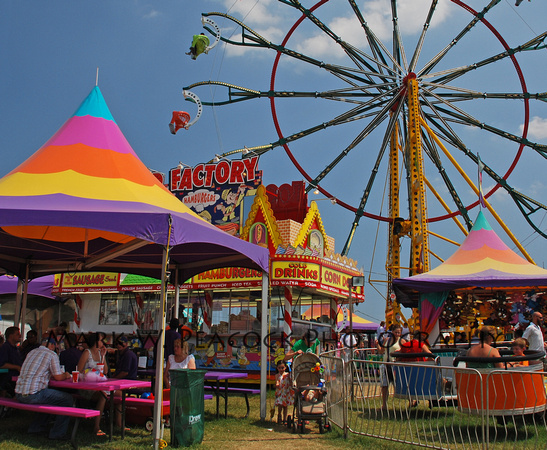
[194,267,262,284]
[272,261,320,281]
[60,272,119,289]
[321,267,352,291]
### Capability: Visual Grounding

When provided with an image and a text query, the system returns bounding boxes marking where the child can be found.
[508,337,529,367]
[274,360,293,424]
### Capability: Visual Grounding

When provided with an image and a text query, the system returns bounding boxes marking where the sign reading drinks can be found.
[168,156,262,236]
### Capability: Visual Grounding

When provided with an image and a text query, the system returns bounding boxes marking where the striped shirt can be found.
[15,346,63,395]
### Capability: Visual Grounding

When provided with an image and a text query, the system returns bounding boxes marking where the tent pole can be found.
[14,279,23,328]
[20,275,29,338]
[174,268,180,320]
[260,271,269,421]
[153,243,171,449]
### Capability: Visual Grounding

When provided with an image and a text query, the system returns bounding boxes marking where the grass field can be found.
[0,392,419,450]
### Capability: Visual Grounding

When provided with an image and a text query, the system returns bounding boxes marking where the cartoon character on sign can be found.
[251,223,267,247]
[215,184,249,222]
[271,341,286,366]
[237,345,250,367]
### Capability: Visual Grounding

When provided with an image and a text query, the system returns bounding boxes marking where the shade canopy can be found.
[302,304,378,331]
[0,87,269,281]
[0,275,56,299]
[393,211,547,294]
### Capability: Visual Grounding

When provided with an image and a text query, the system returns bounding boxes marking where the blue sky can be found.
[2,0,547,323]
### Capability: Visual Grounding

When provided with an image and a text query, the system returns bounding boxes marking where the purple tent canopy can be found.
[0,275,56,299]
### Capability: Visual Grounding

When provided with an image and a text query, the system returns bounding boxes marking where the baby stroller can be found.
[287,353,329,433]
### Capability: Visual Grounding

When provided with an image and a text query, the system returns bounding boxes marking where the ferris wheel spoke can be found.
[343,101,408,250]
[421,135,473,229]
[408,0,439,73]
[507,190,547,240]
[347,0,392,74]
[420,85,539,155]
[429,102,547,158]
[390,0,408,71]
[307,95,403,197]
[424,32,547,88]
[279,0,401,85]
[422,82,547,102]
[418,0,504,78]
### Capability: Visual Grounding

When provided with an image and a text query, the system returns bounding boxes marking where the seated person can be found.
[466,326,503,369]
[163,339,196,387]
[112,336,138,428]
[186,33,210,60]
[508,337,529,367]
[59,333,82,374]
[15,337,72,440]
[0,327,23,397]
[399,330,434,361]
[20,330,40,361]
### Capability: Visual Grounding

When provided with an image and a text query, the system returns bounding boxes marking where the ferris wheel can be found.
[184,0,547,315]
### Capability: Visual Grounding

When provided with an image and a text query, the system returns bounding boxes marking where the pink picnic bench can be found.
[113,394,213,431]
[0,396,100,448]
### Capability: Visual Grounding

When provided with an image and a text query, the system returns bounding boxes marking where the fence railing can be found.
[321,349,547,449]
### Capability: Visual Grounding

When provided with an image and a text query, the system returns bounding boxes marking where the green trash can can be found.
[170,369,207,447]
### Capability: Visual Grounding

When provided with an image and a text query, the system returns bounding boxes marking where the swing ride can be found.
[180,0,547,325]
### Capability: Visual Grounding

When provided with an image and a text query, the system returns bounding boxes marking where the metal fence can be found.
[321,349,547,449]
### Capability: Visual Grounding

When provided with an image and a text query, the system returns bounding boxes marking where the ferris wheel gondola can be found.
[168,90,202,134]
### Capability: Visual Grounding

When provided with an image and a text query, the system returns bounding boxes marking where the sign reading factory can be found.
[169,156,262,235]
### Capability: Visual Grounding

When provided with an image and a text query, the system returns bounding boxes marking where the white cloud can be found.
[522,116,547,140]
[222,0,280,26]
[218,0,455,63]
[290,0,454,61]
[142,9,160,19]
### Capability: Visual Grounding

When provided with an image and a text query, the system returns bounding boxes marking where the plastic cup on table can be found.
[72,371,79,382]
[97,363,104,374]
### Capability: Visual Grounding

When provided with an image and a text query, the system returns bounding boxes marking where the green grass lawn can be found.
[0,392,419,450]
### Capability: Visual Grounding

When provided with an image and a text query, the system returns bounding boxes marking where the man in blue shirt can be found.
[112,335,138,428]
[0,327,23,397]
[113,336,137,380]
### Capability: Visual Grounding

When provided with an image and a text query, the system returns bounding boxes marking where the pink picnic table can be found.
[49,378,151,440]
[204,371,248,419]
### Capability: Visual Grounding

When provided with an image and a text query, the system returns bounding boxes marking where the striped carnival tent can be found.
[0,86,269,442]
[393,211,547,293]
[0,86,268,281]
[393,211,547,334]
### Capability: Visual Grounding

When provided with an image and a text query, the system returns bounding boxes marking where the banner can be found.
[169,157,262,235]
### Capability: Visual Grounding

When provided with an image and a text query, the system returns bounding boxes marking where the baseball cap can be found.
[117,336,129,345]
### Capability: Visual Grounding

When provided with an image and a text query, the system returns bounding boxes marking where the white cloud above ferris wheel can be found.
[523,117,547,140]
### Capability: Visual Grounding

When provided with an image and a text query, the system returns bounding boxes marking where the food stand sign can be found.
[271,260,321,288]
[53,272,120,293]
[169,156,262,236]
[183,267,263,290]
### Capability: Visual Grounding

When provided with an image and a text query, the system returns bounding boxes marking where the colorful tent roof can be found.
[393,211,547,293]
[302,304,378,331]
[0,86,269,280]
[0,275,56,299]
